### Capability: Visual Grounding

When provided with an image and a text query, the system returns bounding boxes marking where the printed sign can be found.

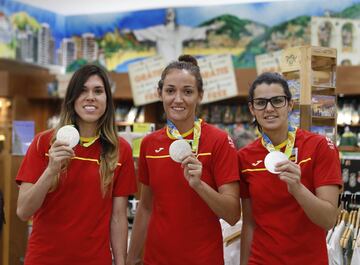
[255,50,282,74]
[128,56,166,106]
[199,54,238,104]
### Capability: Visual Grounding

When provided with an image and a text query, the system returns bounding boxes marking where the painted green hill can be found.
[200,14,268,40]
[336,3,360,18]
[233,15,311,68]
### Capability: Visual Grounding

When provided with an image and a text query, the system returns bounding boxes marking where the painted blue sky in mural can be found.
[2,0,360,72]
[2,0,360,45]
[65,0,360,36]
[177,0,360,26]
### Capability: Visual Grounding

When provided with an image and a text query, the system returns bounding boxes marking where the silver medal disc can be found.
[169,139,192,163]
[264,151,288,174]
[56,125,80,148]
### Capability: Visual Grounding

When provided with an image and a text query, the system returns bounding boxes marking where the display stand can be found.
[280,46,337,141]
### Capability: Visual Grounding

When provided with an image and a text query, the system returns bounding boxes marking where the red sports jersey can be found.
[16,130,137,265]
[138,122,239,265]
[238,129,342,265]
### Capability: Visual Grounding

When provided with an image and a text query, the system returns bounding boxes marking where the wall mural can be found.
[0,0,360,72]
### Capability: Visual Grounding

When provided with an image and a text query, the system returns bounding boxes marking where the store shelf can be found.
[338,146,360,152]
[311,85,335,95]
[115,121,134,126]
[338,124,360,128]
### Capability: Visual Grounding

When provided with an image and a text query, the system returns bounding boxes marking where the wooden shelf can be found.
[281,46,337,136]
[311,85,335,95]
[115,121,134,126]
[338,146,360,152]
[337,66,360,96]
[312,116,336,120]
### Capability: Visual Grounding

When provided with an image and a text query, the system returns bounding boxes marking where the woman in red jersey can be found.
[239,72,342,265]
[16,64,137,265]
[127,55,240,265]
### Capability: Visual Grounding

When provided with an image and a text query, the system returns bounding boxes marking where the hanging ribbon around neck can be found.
[167,118,202,155]
[261,125,297,158]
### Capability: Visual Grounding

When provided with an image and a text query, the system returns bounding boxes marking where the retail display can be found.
[337,97,360,149]
[327,193,360,265]
[280,45,338,141]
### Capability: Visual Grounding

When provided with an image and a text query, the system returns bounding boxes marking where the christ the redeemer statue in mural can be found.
[133,8,224,63]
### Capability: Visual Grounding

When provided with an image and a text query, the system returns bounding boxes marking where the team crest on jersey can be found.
[227,135,235,149]
[326,137,335,150]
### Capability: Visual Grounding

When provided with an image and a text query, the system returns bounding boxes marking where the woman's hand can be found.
[47,140,75,176]
[275,160,302,194]
[181,154,203,189]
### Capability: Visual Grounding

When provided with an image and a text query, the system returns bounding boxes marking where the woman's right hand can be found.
[47,140,75,176]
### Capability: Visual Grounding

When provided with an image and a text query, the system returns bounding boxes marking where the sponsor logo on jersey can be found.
[155,147,164,153]
[251,160,263,166]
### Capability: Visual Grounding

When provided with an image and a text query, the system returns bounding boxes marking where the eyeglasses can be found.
[251,96,288,110]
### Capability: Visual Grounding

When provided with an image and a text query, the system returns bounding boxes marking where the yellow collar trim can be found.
[166,126,194,139]
[80,135,100,147]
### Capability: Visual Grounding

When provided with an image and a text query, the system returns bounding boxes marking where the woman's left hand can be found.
[275,160,302,194]
[181,155,203,189]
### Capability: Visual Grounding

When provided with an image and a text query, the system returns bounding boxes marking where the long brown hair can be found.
[51,64,119,196]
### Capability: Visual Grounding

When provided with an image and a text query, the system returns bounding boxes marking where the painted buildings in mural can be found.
[0,1,360,72]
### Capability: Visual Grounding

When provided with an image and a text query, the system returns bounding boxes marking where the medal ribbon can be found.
[167,118,202,155]
[261,125,297,158]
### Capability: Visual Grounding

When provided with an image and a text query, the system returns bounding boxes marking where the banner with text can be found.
[128,56,166,106]
[199,54,238,104]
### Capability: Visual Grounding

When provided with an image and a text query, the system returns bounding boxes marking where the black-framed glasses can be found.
[252,96,289,110]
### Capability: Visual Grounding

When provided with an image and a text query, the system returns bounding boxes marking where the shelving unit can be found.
[280,46,338,142]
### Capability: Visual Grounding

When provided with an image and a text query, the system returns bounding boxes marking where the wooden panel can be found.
[300,105,312,131]
[110,72,133,100]
[9,157,27,265]
[27,75,56,99]
[29,99,62,133]
[310,46,337,58]
[280,46,302,72]
[0,72,9,97]
[234,68,257,97]
[337,66,360,95]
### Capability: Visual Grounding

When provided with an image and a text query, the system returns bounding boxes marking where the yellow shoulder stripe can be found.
[298,157,311,165]
[45,153,121,166]
[146,152,212,159]
[197,153,211,158]
[241,157,311,173]
[242,168,267,173]
[146,155,171,159]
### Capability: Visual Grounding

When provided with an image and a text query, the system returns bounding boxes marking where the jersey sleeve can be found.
[211,134,239,187]
[16,132,51,185]
[138,135,150,185]
[112,138,137,197]
[313,137,343,189]
[238,150,250,198]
